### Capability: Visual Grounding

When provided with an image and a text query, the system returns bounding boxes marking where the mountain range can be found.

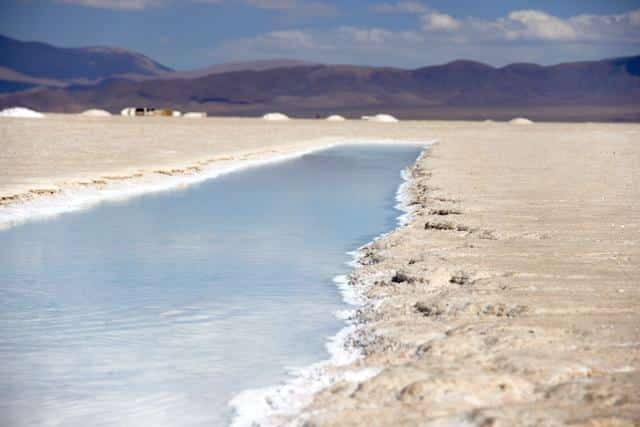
[0,34,171,88]
[0,34,638,121]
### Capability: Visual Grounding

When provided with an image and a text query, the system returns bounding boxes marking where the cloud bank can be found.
[214,3,640,66]
[40,0,640,67]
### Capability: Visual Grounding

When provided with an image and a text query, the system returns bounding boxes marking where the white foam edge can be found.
[0,138,434,231]
[228,139,436,427]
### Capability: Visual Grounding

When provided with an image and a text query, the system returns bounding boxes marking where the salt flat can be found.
[0,115,427,200]
[298,121,640,426]
[1,115,638,425]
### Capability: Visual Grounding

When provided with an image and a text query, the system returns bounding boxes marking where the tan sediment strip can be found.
[0,115,427,212]
[1,116,639,425]
[296,125,640,426]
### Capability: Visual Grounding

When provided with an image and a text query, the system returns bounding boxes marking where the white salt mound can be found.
[363,114,399,123]
[262,113,290,121]
[0,107,44,118]
[509,117,534,125]
[121,107,135,116]
[80,109,111,117]
[326,115,346,122]
[183,112,207,119]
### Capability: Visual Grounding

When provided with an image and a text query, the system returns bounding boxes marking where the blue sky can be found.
[2,0,640,70]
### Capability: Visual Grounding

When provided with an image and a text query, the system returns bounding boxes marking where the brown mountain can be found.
[0,34,318,93]
[0,34,172,84]
[158,59,317,80]
[1,56,639,122]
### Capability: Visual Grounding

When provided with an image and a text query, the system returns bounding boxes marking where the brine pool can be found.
[0,144,423,426]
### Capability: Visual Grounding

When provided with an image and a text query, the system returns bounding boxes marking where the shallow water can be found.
[0,144,423,426]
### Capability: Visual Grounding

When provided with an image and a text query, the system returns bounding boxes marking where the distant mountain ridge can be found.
[0,33,638,121]
[0,34,172,83]
[0,35,322,91]
[161,59,318,80]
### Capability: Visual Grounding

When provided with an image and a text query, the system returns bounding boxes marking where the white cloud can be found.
[215,25,429,65]
[566,9,640,42]
[244,29,319,50]
[213,7,640,67]
[222,26,419,55]
[374,1,428,14]
[375,4,640,43]
[421,12,460,32]
[504,9,576,41]
[245,0,297,8]
[338,27,394,44]
[414,7,640,43]
[467,8,640,43]
[244,0,335,15]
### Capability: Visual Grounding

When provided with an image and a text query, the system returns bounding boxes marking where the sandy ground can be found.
[0,115,431,202]
[296,122,640,426]
[1,116,638,425]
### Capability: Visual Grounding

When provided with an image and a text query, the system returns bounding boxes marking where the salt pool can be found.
[0,144,423,426]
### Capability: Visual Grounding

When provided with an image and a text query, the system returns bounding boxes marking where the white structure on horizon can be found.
[509,117,534,125]
[326,115,346,122]
[262,112,290,121]
[81,109,111,117]
[0,107,45,118]
[362,114,399,123]
[183,112,207,119]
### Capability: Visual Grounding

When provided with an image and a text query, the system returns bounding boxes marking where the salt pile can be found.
[0,107,44,118]
[263,113,290,121]
[362,114,399,123]
[509,117,534,125]
[326,115,346,122]
[183,112,207,119]
[80,109,111,117]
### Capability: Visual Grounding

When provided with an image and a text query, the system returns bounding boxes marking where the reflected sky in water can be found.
[0,144,422,426]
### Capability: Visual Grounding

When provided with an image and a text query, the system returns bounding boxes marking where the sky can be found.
[1,0,640,70]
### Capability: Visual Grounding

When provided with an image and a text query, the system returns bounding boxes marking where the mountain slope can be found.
[0,34,172,82]
[1,55,638,121]
[159,59,317,80]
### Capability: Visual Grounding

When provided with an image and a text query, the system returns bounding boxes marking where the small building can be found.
[136,107,155,116]
[120,107,182,117]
